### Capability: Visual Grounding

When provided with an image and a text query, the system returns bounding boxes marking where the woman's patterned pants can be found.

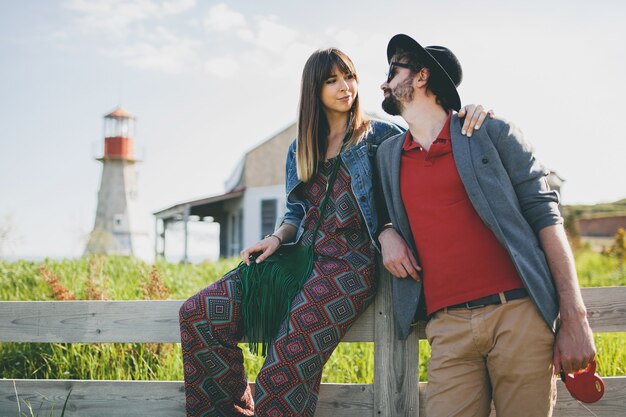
[179,256,376,417]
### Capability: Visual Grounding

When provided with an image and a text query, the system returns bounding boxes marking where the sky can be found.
[1,0,625,261]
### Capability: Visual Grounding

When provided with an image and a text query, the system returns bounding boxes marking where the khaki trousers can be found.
[425,297,556,417]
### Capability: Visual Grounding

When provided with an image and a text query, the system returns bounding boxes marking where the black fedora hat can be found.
[387,34,462,111]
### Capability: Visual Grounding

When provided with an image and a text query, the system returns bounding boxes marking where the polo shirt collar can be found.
[402,112,452,151]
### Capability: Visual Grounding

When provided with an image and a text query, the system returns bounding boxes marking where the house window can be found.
[260,199,277,239]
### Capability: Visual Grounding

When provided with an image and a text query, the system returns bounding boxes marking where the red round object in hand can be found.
[562,360,605,404]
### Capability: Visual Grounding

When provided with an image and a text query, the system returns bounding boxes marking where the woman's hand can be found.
[240,235,281,265]
[458,105,495,137]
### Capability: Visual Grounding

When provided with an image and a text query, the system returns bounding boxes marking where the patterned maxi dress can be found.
[179,157,377,417]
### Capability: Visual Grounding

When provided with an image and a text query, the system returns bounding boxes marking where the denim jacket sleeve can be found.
[280,140,305,230]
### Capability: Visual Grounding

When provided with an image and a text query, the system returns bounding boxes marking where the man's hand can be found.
[553,314,596,375]
[379,227,421,281]
[458,105,494,137]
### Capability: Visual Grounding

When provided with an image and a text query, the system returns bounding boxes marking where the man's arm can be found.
[491,120,561,233]
[490,120,595,373]
[374,139,421,281]
[539,224,596,375]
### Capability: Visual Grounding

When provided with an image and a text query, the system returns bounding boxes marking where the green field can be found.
[1,248,624,383]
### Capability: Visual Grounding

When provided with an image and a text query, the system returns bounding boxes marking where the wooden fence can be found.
[1,271,625,416]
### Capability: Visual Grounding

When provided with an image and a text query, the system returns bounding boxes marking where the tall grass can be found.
[0,247,624,384]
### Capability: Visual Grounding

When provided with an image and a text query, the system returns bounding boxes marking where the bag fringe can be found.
[238,252,312,356]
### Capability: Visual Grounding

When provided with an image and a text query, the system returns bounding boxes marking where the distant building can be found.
[153,123,296,261]
[85,107,150,257]
[578,215,626,238]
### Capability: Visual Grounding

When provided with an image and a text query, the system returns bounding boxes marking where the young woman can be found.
[179,48,487,417]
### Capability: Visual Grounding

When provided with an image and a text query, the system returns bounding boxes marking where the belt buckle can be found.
[466,302,486,310]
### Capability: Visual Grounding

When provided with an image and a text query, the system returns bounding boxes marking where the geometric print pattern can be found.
[179,159,376,416]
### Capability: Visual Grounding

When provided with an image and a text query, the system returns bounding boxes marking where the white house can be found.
[153,122,296,261]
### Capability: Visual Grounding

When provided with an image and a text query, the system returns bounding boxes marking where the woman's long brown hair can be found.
[296,48,370,182]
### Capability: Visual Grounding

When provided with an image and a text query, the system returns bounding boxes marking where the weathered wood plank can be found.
[374,265,420,417]
[0,286,623,344]
[3,378,625,417]
[580,286,626,333]
[0,380,373,417]
[0,300,183,343]
[0,300,374,343]
[415,377,626,417]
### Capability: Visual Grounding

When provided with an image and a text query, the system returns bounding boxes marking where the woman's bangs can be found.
[321,50,356,80]
[333,54,354,77]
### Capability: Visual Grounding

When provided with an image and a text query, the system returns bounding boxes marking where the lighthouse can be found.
[85,107,149,257]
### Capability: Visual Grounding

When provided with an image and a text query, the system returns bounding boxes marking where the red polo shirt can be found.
[400,115,524,314]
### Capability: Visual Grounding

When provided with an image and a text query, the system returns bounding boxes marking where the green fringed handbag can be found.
[237,156,342,356]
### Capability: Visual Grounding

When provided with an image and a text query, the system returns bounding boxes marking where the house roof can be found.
[224,121,297,192]
[153,188,245,220]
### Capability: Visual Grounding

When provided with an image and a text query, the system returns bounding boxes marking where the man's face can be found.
[381,60,415,116]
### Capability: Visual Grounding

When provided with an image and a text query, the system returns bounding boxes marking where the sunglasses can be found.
[386,62,419,83]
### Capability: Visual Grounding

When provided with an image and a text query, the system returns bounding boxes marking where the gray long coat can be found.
[375,114,562,340]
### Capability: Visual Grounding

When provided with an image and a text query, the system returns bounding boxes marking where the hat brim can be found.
[387,34,461,111]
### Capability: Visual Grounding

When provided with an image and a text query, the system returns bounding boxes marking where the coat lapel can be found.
[450,116,498,232]
[389,135,418,254]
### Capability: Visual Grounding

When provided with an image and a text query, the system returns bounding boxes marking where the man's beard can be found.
[381,75,415,116]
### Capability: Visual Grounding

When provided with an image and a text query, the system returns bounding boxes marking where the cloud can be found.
[204,56,241,78]
[329,29,359,47]
[60,1,383,79]
[103,38,202,74]
[64,0,196,35]
[62,0,200,73]
[202,6,299,54]
[250,16,297,54]
[203,3,247,32]
[161,0,196,14]
[199,6,311,79]
[236,29,255,42]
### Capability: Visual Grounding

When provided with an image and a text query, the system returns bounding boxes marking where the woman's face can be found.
[320,65,358,115]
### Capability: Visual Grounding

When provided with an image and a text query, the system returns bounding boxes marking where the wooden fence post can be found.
[374,262,420,416]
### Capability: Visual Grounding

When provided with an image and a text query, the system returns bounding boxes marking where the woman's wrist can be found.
[265,234,282,246]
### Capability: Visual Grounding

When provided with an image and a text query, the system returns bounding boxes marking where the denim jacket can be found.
[280,119,404,250]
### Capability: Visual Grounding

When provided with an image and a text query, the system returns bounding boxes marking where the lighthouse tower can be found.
[85,107,149,257]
